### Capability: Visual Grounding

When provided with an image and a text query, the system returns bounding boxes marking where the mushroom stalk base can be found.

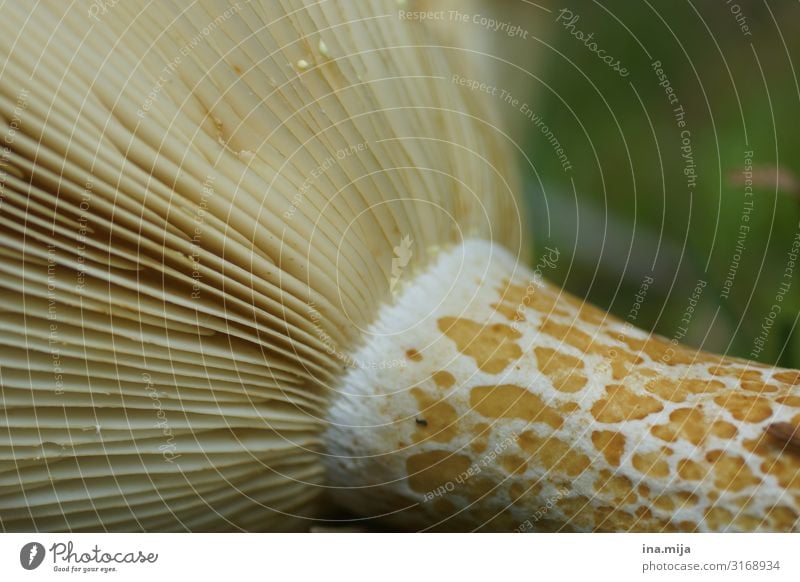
[324,239,800,532]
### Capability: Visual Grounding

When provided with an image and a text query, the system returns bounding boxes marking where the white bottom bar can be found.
[1,533,797,581]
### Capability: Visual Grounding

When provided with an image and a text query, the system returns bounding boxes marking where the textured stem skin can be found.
[325,240,800,532]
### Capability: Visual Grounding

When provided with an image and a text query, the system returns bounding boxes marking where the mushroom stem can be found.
[325,239,800,532]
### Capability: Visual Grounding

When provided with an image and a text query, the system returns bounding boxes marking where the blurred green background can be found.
[489,0,800,368]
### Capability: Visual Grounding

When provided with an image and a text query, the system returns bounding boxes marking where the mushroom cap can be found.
[0,1,525,530]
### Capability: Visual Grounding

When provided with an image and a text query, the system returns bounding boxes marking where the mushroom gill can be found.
[0,1,798,533]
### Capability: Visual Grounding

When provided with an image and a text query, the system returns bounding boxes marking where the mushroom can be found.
[0,1,798,533]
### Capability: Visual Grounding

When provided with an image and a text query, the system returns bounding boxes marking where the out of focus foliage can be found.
[510,0,800,367]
